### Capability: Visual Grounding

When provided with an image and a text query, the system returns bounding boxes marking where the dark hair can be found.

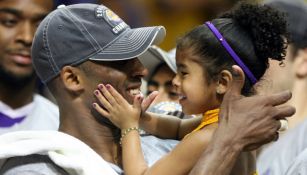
[177,2,288,96]
[148,62,166,80]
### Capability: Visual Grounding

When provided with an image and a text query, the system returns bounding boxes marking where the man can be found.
[260,0,307,129]
[257,1,307,174]
[0,0,59,134]
[0,3,295,175]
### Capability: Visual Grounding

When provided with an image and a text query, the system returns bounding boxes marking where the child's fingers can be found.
[141,91,158,111]
[133,94,143,109]
[104,84,128,105]
[94,89,112,111]
[97,84,117,106]
[92,103,110,118]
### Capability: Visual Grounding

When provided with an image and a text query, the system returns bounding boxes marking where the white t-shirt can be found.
[0,94,59,134]
[257,119,307,175]
[285,148,307,175]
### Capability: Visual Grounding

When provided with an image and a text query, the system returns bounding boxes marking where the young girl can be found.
[93,3,288,175]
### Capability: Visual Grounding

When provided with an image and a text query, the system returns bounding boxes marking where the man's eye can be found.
[1,19,18,27]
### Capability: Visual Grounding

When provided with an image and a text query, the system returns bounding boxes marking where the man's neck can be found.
[0,79,36,109]
[58,108,123,167]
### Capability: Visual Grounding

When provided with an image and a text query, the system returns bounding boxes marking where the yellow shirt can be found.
[190,108,258,175]
[191,109,219,133]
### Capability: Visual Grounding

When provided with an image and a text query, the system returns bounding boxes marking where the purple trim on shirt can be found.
[0,112,26,127]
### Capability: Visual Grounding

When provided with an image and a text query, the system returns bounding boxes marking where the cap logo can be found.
[95,5,129,34]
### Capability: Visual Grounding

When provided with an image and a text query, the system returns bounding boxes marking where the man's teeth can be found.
[179,95,186,100]
[129,89,140,95]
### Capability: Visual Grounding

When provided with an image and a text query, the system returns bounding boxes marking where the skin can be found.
[284,48,307,128]
[262,46,307,129]
[0,0,53,109]
[54,58,147,167]
[44,38,295,174]
[173,47,220,114]
[92,48,259,175]
[190,66,295,174]
[147,64,178,106]
[93,63,295,175]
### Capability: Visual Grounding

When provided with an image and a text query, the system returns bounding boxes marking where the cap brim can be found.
[139,45,177,80]
[89,26,165,61]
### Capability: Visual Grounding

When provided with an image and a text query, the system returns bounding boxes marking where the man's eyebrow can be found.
[177,63,186,69]
[0,8,22,17]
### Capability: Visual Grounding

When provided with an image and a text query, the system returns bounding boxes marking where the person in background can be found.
[140,46,187,118]
[0,3,295,175]
[0,0,58,134]
[256,1,307,174]
[259,0,307,129]
[93,3,292,175]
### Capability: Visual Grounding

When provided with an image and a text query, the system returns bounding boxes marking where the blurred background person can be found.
[96,0,258,50]
[0,0,58,134]
[258,0,307,129]
[140,46,189,119]
[257,0,307,175]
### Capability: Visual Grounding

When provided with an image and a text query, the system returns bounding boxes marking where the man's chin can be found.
[92,110,118,129]
[0,67,35,87]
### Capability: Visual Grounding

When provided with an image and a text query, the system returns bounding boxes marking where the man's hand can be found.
[189,66,295,175]
[218,65,296,151]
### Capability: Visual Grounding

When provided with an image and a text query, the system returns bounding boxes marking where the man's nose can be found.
[16,21,33,47]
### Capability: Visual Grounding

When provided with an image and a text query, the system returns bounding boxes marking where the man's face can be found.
[81,58,147,106]
[0,0,52,83]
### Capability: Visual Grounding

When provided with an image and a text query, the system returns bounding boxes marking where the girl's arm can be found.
[93,84,148,175]
[140,91,202,139]
[93,84,215,175]
[140,112,202,139]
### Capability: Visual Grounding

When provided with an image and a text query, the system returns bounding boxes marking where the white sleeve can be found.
[285,148,307,175]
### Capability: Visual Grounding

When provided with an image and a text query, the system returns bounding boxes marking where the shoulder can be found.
[34,94,58,109]
[185,123,217,144]
[0,154,68,175]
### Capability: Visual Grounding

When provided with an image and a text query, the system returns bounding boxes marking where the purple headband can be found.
[205,21,257,85]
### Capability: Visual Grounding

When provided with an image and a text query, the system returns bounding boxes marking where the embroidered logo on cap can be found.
[95,5,129,34]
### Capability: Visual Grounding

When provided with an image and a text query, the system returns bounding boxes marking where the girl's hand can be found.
[93,84,143,129]
[141,91,159,115]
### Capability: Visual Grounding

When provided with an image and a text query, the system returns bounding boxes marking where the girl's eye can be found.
[180,71,188,76]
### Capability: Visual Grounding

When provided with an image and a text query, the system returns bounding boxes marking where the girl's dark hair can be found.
[177,2,288,96]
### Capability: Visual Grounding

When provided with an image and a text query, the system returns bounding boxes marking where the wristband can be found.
[119,127,141,145]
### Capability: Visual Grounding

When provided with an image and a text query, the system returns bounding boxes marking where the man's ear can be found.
[60,66,84,93]
[295,49,307,79]
[216,70,233,95]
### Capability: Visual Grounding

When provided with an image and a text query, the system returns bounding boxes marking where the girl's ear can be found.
[216,70,233,95]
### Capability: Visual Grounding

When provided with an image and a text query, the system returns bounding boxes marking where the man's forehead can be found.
[0,0,53,17]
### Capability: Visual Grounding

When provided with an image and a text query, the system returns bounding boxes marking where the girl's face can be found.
[173,48,220,115]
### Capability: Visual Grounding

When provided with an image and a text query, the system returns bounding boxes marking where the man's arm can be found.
[190,65,295,175]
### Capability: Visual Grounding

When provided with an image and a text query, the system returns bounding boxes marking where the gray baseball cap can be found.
[32,3,166,83]
[139,46,177,80]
